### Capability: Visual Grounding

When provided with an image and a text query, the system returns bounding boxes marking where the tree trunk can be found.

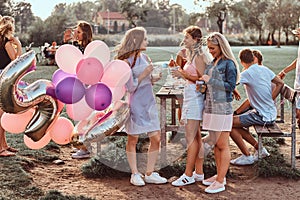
[277,29,281,48]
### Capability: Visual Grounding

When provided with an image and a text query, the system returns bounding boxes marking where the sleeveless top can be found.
[0,38,11,70]
[183,58,198,84]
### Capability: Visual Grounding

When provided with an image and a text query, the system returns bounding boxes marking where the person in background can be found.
[67,21,93,159]
[115,27,167,186]
[0,15,22,156]
[200,32,239,194]
[171,26,211,187]
[46,41,58,65]
[230,49,283,166]
[278,28,300,128]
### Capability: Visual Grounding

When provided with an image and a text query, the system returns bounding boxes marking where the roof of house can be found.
[98,12,126,20]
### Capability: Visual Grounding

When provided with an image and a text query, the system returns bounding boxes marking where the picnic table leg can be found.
[160,97,167,165]
[171,98,177,139]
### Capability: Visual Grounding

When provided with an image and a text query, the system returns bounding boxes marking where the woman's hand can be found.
[171,67,181,78]
[201,74,210,83]
[9,36,21,47]
[233,89,241,101]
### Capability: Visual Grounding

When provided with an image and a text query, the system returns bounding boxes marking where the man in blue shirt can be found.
[230,48,284,165]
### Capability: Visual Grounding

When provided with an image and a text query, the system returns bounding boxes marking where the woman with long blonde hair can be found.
[0,15,22,157]
[115,27,167,186]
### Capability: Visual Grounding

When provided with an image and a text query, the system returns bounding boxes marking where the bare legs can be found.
[184,119,203,176]
[230,115,258,156]
[214,131,230,183]
[126,131,161,175]
[0,108,16,156]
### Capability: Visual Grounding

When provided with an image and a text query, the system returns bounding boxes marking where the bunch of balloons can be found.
[0,40,131,149]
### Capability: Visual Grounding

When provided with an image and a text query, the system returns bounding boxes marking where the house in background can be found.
[93,11,129,34]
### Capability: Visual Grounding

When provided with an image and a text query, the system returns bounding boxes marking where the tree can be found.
[120,0,149,27]
[230,0,269,45]
[0,0,13,16]
[13,2,34,33]
[205,1,228,34]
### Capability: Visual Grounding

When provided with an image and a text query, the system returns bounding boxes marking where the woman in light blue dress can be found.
[115,27,167,186]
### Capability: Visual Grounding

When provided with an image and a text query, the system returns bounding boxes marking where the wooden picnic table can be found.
[155,86,183,163]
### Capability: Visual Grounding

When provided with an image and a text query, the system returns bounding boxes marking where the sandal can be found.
[6,146,18,152]
[0,149,16,157]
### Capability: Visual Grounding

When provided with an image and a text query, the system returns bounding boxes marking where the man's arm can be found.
[234,99,251,115]
[271,76,284,99]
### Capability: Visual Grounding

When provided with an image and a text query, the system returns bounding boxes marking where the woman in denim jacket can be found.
[200,32,240,194]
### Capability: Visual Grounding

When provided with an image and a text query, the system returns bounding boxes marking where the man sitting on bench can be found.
[230,48,284,165]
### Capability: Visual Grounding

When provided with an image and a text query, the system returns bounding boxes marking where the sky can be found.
[15,0,210,20]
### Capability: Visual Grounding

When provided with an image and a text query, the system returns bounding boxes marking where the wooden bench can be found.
[253,84,297,168]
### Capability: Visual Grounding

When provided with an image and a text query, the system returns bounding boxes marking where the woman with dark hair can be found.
[171,26,212,187]
[63,20,93,53]
[65,20,94,159]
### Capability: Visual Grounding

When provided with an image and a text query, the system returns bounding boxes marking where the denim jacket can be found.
[204,58,237,102]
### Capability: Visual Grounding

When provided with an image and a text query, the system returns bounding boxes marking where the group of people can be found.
[1,13,300,194]
[117,25,299,195]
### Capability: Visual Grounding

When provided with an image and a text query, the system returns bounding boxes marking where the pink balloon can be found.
[101,60,131,87]
[55,44,83,74]
[1,109,35,134]
[66,97,94,121]
[109,86,126,102]
[76,57,104,85]
[84,40,110,66]
[52,69,75,85]
[24,133,51,149]
[49,117,74,145]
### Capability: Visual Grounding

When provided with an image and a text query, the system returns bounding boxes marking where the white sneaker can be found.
[71,149,90,159]
[205,181,225,194]
[192,171,204,181]
[130,173,145,186]
[171,173,195,186]
[203,143,214,157]
[144,172,167,184]
[202,175,226,186]
[230,154,254,165]
[253,147,270,161]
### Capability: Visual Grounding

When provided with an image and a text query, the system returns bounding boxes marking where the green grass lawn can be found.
[29,45,298,109]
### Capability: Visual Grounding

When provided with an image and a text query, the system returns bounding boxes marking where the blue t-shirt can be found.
[240,64,276,122]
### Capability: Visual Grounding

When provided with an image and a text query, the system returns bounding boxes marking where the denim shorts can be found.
[239,110,275,127]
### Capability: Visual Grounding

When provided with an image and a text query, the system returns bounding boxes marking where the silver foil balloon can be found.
[74,101,129,147]
[0,50,60,141]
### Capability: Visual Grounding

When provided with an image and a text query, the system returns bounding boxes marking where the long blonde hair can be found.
[0,16,15,45]
[115,27,146,67]
[205,32,240,83]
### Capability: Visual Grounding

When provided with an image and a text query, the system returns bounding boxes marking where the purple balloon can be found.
[52,69,75,86]
[85,83,112,111]
[46,86,56,99]
[55,77,85,104]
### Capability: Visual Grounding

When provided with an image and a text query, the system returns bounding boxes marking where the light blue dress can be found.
[125,53,160,135]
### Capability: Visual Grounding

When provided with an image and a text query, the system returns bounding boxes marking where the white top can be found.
[240,64,276,122]
[294,42,300,91]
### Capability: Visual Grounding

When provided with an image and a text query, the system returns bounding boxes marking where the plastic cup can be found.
[152,65,162,79]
